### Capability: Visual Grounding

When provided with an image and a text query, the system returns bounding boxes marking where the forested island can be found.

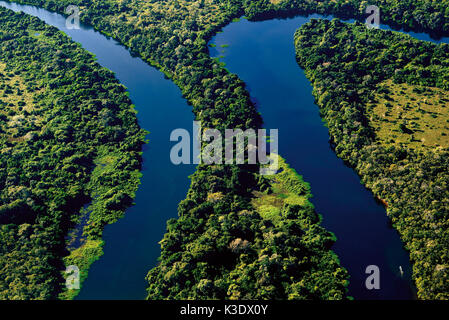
[294,19,449,299]
[0,0,448,300]
[0,7,145,299]
[147,158,349,299]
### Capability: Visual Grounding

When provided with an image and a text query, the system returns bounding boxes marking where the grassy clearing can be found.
[252,157,312,225]
[369,79,449,151]
[0,62,43,143]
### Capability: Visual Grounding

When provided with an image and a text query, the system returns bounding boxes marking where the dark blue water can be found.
[0,1,196,299]
[2,1,447,300]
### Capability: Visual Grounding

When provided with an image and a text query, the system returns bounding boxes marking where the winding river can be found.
[1,1,447,300]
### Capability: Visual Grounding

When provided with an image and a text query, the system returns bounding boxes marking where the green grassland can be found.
[252,157,312,226]
[370,79,449,151]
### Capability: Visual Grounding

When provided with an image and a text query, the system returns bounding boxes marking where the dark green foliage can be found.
[146,164,349,300]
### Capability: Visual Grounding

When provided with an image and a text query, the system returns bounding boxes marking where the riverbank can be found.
[0,5,145,299]
[294,19,449,299]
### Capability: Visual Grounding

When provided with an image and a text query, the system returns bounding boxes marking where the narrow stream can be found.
[1,2,447,300]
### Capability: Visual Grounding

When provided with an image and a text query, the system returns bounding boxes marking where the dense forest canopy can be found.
[1,0,448,300]
[0,7,145,299]
[294,19,449,299]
